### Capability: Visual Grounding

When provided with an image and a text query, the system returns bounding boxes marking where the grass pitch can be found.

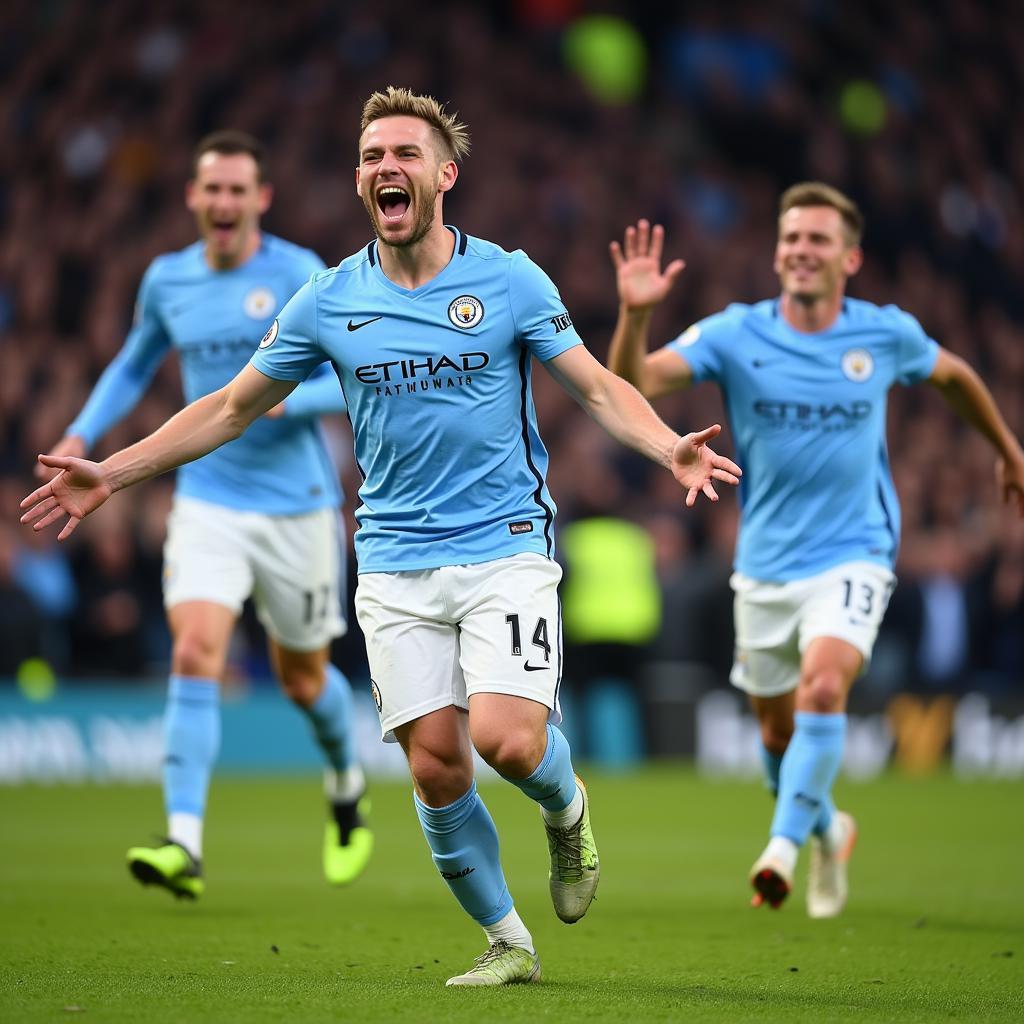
[1,768,1021,1023]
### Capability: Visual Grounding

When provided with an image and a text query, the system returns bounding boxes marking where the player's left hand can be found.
[20,454,113,540]
[671,424,742,507]
[996,453,1024,517]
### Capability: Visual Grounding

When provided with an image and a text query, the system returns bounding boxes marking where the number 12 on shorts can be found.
[505,613,551,665]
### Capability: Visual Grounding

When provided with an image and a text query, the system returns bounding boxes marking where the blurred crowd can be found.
[1,0,1021,698]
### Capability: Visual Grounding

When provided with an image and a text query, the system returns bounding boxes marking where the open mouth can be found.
[377,185,410,224]
[211,219,237,244]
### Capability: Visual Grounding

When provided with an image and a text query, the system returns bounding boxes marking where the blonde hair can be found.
[779,182,864,246]
[360,86,471,163]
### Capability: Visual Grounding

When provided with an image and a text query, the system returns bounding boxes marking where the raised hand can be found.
[670,424,742,507]
[34,435,87,481]
[20,454,114,540]
[609,219,686,312]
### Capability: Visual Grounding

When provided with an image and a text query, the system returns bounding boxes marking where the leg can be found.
[127,599,234,899]
[164,600,235,852]
[270,640,372,885]
[455,552,598,926]
[752,637,861,910]
[355,566,537,987]
[471,692,598,924]
[749,690,795,795]
[254,504,368,882]
[750,689,834,836]
[396,707,540,987]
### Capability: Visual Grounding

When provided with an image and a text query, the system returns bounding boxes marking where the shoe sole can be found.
[752,866,791,909]
[446,962,542,986]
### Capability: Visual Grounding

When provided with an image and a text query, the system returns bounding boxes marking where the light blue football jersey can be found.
[669,298,939,581]
[68,234,342,514]
[251,228,583,572]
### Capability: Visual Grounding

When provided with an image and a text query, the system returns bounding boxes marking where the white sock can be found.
[325,764,366,803]
[764,835,799,875]
[540,783,583,829]
[482,908,534,954]
[168,812,203,860]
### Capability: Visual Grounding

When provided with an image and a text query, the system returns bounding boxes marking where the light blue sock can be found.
[504,724,577,811]
[414,781,513,925]
[163,675,220,817]
[760,740,833,837]
[299,663,354,772]
[771,712,846,846]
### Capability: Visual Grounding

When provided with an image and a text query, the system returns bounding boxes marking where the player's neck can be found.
[780,291,843,334]
[204,230,262,272]
[376,222,455,290]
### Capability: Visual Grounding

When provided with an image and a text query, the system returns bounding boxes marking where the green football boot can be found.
[445,942,541,987]
[127,840,204,900]
[544,775,600,923]
[323,794,373,885]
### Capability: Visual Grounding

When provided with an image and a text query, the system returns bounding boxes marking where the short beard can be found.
[362,190,435,248]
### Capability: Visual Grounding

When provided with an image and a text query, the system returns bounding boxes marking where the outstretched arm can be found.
[607,219,694,399]
[21,364,296,539]
[928,348,1024,515]
[545,345,740,507]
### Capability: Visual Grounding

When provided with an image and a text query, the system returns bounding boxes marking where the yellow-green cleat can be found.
[544,775,600,923]
[323,795,373,885]
[127,840,204,900]
[445,942,541,987]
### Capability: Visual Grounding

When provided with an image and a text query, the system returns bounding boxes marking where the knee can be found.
[798,669,845,713]
[409,747,474,807]
[172,631,223,679]
[472,722,545,779]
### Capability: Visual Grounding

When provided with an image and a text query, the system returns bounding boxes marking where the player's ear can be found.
[437,160,458,194]
[843,245,863,277]
[257,182,273,215]
[355,166,363,198]
[185,179,198,212]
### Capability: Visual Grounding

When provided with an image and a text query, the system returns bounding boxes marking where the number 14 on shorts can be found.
[505,614,552,671]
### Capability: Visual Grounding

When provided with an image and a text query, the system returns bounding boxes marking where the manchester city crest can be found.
[447,294,484,329]
[244,286,276,319]
[841,348,874,382]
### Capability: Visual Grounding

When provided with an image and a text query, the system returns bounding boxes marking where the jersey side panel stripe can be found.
[516,347,554,556]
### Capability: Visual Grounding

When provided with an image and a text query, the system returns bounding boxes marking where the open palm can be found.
[20,454,113,540]
[671,424,742,507]
[609,219,686,310]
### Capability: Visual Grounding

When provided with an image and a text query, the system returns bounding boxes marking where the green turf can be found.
[1,768,1021,1022]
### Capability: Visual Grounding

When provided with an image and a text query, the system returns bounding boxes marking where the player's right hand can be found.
[34,435,87,481]
[20,454,113,541]
[609,219,685,312]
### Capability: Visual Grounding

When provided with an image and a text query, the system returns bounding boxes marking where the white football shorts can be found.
[729,560,896,698]
[163,495,346,651]
[355,552,563,742]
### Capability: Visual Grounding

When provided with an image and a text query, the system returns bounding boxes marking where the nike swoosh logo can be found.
[347,316,383,332]
[524,662,549,672]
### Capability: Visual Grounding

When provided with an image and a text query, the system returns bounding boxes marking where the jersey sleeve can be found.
[890,308,940,385]
[664,309,735,384]
[250,277,325,382]
[66,261,172,448]
[508,251,583,361]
